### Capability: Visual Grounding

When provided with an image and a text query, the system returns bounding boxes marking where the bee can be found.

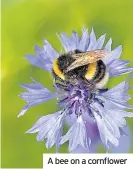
[52,49,109,91]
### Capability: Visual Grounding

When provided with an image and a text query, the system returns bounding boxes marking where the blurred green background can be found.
[1,0,133,168]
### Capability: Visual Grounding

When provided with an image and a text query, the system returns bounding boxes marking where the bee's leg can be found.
[54,81,69,91]
[74,49,83,54]
[98,88,108,93]
[89,93,95,100]
[80,76,95,90]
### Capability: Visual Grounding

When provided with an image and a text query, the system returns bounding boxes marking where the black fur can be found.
[93,60,106,83]
[52,50,106,88]
[66,65,88,79]
[74,49,83,54]
[57,49,83,72]
[57,53,75,72]
[57,52,88,80]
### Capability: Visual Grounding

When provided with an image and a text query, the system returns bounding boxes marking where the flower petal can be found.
[104,38,112,52]
[107,59,133,77]
[92,102,119,147]
[20,78,50,92]
[26,114,53,133]
[103,45,122,65]
[72,30,80,49]
[102,81,130,101]
[110,59,130,67]
[91,99,133,150]
[85,121,99,140]
[65,113,77,127]
[26,54,52,71]
[71,141,100,153]
[92,34,106,50]
[100,81,133,109]
[60,115,90,152]
[27,111,65,152]
[109,126,131,153]
[43,39,58,61]
[78,28,89,51]
[71,145,90,153]
[26,40,58,71]
[18,79,58,117]
[87,28,96,51]
[57,32,74,52]
[107,109,133,128]
[110,67,133,77]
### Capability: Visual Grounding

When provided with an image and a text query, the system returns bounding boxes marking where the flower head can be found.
[19,28,133,153]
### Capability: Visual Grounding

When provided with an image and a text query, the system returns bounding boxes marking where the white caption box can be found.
[43,153,133,169]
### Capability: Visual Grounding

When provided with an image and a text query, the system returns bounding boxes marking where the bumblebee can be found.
[52,49,109,91]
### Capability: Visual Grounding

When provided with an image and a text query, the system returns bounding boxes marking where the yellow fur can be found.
[85,62,97,80]
[53,58,65,80]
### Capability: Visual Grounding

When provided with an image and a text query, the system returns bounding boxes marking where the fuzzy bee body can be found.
[52,50,109,91]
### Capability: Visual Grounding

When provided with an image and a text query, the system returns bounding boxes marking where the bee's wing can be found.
[65,50,108,72]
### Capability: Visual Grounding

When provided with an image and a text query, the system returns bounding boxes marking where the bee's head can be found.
[57,53,75,72]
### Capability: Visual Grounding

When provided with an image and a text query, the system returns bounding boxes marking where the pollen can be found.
[53,58,65,80]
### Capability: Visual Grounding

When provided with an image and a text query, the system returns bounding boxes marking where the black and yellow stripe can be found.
[52,51,107,89]
[85,62,97,80]
[53,58,65,80]
[93,60,106,83]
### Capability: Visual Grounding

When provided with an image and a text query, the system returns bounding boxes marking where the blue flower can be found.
[26,111,66,152]
[60,115,91,152]
[18,28,133,153]
[18,78,59,117]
